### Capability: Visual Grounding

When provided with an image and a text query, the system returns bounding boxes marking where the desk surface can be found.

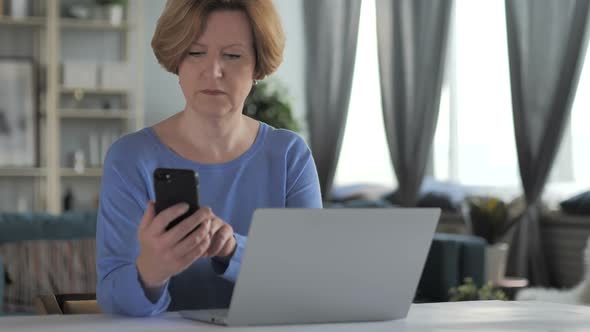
[1,301,589,332]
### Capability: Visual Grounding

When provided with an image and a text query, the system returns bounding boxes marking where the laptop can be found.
[180,208,440,326]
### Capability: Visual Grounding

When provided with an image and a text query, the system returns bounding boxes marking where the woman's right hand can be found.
[136,201,213,289]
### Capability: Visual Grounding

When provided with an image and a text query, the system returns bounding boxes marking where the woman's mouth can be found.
[200,89,225,96]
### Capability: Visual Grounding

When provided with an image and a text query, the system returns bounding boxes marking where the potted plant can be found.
[449,278,508,301]
[464,196,524,284]
[243,79,300,132]
[96,0,127,25]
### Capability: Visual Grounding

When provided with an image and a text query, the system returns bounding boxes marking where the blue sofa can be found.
[0,256,4,315]
[417,233,486,302]
[0,212,97,314]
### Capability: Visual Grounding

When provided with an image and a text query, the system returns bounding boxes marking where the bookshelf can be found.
[0,0,145,213]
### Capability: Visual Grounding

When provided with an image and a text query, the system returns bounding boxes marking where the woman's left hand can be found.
[206,215,237,258]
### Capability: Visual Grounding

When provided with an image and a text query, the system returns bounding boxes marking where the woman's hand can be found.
[206,215,237,259]
[136,201,213,289]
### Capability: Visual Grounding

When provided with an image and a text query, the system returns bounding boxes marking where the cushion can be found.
[383,177,469,211]
[329,184,393,202]
[560,191,590,215]
[324,198,394,208]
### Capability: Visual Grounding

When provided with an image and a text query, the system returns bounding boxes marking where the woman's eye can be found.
[189,51,205,57]
[224,54,241,59]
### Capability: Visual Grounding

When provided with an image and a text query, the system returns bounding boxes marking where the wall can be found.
[143,0,307,135]
[143,0,184,126]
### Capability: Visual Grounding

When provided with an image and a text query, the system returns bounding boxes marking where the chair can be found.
[35,293,101,315]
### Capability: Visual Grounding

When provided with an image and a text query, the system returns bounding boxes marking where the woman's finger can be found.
[161,211,207,247]
[219,237,236,258]
[207,231,230,257]
[178,233,212,270]
[151,202,190,235]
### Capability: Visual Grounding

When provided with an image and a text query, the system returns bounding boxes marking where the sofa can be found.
[0,211,486,314]
[417,233,486,302]
[0,212,97,314]
[0,256,4,314]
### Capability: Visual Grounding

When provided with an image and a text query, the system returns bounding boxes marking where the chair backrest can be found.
[35,293,101,315]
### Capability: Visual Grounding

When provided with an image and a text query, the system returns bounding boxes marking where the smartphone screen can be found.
[153,168,200,231]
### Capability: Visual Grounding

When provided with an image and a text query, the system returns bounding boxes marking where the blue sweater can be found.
[96,122,322,316]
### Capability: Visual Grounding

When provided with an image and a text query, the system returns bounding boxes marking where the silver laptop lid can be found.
[226,208,440,326]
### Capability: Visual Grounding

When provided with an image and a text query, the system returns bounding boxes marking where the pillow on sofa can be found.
[385,191,457,211]
[560,191,590,215]
[383,177,469,211]
[325,198,394,208]
[329,184,392,203]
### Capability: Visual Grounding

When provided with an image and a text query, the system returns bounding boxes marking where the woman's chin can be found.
[189,101,235,118]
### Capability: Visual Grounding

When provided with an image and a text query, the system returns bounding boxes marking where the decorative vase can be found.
[107,4,123,25]
[9,0,29,18]
[485,242,509,284]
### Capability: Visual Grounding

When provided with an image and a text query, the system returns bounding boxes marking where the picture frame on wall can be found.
[0,58,37,167]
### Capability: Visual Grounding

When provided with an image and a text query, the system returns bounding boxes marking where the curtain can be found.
[304,0,361,199]
[376,0,453,206]
[505,0,590,285]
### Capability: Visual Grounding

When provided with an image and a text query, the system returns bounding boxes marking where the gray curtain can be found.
[376,0,453,206]
[505,0,590,285]
[304,0,361,199]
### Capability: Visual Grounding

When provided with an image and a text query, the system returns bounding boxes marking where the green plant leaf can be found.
[243,79,300,132]
[449,277,508,301]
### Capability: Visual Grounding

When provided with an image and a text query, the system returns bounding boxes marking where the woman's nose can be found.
[203,55,223,79]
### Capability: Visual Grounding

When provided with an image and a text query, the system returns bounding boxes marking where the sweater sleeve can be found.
[96,145,171,316]
[286,137,323,208]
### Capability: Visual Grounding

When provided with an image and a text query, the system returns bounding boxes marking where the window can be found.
[545,41,590,201]
[571,52,590,185]
[335,0,590,201]
[433,0,519,188]
[434,0,590,201]
[333,0,396,188]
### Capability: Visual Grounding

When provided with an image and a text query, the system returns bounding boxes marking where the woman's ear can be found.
[253,68,264,81]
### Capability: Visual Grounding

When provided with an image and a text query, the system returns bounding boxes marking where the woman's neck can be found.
[155,109,258,164]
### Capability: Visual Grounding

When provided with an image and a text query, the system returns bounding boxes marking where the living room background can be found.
[335,0,590,205]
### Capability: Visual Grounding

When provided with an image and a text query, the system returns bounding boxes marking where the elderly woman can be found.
[96,0,322,316]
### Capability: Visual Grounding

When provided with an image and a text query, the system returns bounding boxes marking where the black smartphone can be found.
[153,167,200,231]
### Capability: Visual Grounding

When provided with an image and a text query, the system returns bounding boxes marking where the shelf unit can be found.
[60,87,129,95]
[0,167,45,177]
[59,109,130,119]
[60,18,128,30]
[60,167,102,177]
[0,0,145,213]
[0,15,45,26]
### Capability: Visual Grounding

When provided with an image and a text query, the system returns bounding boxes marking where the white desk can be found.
[1,301,589,331]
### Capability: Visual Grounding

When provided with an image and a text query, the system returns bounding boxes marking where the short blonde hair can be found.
[151,0,285,79]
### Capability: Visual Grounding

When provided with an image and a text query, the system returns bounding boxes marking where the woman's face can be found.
[178,10,256,119]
